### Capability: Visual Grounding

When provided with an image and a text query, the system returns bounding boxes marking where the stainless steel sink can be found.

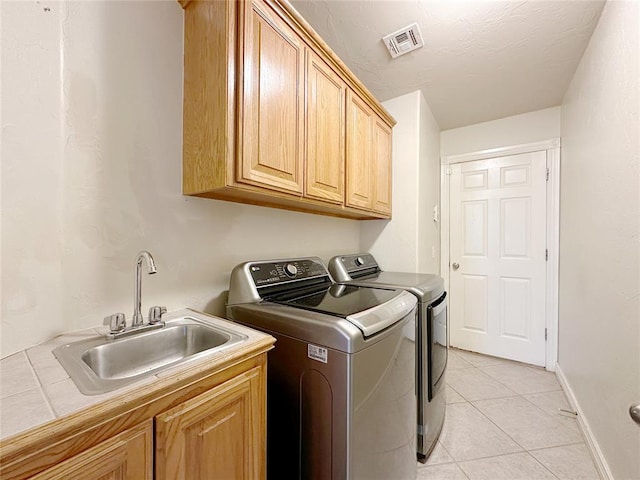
[54,316,248,395]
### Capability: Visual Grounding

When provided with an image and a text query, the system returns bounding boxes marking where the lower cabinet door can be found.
[155,366,265,480]
[31,421,153,480]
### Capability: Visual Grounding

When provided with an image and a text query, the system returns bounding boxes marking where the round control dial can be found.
[355,257,365,266]
[284,264,298,277]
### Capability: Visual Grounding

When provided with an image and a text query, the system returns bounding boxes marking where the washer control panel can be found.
[340,253,378,273]
[250,258,328,287]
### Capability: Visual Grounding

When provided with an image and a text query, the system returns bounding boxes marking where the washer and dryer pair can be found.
[328,253,447,463]
[226,254,446,479]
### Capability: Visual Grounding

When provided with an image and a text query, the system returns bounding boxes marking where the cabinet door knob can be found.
[630,402,640,425]
[452,262,460,270]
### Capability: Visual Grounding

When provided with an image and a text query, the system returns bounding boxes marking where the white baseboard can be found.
[555,364,614,480]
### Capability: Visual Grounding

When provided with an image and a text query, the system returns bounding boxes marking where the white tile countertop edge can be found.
[0,308,273,441]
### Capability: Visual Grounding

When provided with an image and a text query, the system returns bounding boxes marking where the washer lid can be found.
[327,254,444,302]
[267,285,416,337]
[358,271,444,301]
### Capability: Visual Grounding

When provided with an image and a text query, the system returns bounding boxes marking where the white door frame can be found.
[441,138,560,371]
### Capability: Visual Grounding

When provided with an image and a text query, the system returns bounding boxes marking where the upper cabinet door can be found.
[305,51,346,204]
[372,118,392,215]
[239,0,305,195]
[345,90,374,210]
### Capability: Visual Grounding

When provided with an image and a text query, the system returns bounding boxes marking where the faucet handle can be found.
[148,306,167,325]
[103,313,126,333]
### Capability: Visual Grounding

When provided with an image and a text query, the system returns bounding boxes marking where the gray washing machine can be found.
[328,253,447,462]
[227,257,417,480]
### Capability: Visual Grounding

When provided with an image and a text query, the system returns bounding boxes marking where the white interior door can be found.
[449,151,547,366]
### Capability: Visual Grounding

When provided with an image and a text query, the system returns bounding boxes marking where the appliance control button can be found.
[284,264,298,277]
[355,257,365,266]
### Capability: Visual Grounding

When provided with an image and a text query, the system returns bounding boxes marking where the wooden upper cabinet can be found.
[31,421,152,480]
[180,0,394,219]
[346,90,393,215]
[372,118,392,215]
[239,0,305,195]
[305,50,346,204]
[155,366,266,480]
[182,0,237,195]
[346,90,374,210]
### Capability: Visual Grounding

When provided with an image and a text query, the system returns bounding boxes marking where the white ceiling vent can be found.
[382,23,424,58]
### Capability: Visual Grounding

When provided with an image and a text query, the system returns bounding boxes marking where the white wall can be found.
[417,93,442,273]
[360,90,441,274]
[361,92,419,271]
[440,106,561,157]
[0,1,360,357]
[558,1,640,479]
[2,1,66,357]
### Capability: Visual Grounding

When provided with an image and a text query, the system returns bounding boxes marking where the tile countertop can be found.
[0,308,274,441]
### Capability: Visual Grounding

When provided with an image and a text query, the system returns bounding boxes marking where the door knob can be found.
[452,262,460,270]
[630,402,640,425]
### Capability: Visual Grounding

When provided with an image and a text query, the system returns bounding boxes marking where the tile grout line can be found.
[454,459,472,479]
[445,360,529,459]
[526,440,589,453]
[25,348,57,419]
[456,402,529,462]
[442,408,564,480]
[447,382,470,403]
[449,363,520,399]
[455,450,562,480]
[459,366,531,454]
[478,364,564,395]
[467,366,591,477]
[445,397,527,461]
[434,351,600,479]
[521,450,562,480]
[460,358,576,436]
[472,366,527,396]
[519,392,577,423]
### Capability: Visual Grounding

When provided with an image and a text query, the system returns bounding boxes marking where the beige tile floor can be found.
[417,348,601,480]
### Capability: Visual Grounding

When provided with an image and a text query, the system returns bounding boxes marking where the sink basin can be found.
[54,316,248,395]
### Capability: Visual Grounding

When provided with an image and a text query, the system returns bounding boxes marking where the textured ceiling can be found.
[290,0,606,130]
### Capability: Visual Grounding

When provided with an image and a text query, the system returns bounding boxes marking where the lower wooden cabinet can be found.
[155,366,265,480]
[29,366,265,480]
[0,351,270,480]
[31,421,153,480]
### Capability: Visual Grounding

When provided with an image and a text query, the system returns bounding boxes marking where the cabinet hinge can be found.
[545,328,548,341]
[545,249,549,261]
[446,168,453,175]
[546,168,550,181]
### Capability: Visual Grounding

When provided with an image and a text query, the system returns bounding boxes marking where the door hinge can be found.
[545,328,548,341]
[546,168,550,181]
[545,249,549,261]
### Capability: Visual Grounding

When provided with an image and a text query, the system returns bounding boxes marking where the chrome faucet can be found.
[132,251,157,327]
[103,251,166,339]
